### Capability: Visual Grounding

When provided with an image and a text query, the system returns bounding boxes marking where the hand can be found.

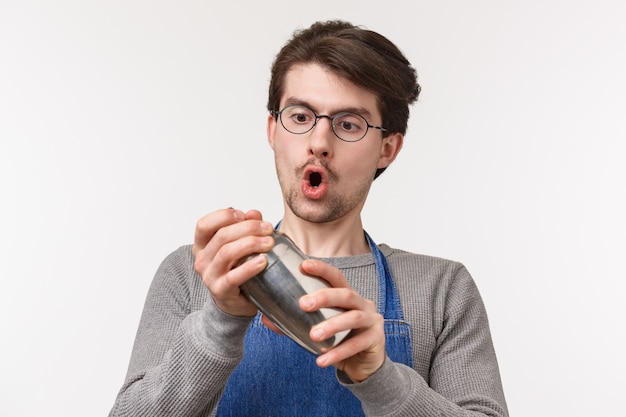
[298,260,386,383]
[192,208,275,317]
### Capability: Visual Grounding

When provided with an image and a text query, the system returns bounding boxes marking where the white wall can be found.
[1,1,624,415]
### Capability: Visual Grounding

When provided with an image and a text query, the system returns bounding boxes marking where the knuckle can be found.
[347,289,367,305]
[314,289,330,305]
[221,269,237,289]
[238,219,258,234]
[352,310,367,327]
[370,314,385,334]
[374,312,384,325]
[212,269,238,297]
[195,214,216,235]
[249,219,272,236]
[195,217,206,231]
[193,250,210,272]
[193,257,202,273]
[364,299,376,311]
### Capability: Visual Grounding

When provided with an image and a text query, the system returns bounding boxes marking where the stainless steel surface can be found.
[240,232,350,355]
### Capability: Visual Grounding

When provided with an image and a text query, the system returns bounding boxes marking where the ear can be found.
[267,114,277,150]
[377,133,404,170]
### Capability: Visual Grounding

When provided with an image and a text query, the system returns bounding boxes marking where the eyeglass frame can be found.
[270,104,388,142]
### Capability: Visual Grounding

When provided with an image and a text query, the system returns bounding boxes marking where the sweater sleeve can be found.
[338,264,508,417]
[108,247,252,417]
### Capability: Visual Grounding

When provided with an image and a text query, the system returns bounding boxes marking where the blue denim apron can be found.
[216,232,413,417]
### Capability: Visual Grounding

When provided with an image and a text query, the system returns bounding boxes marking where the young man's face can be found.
[267,63,402,224]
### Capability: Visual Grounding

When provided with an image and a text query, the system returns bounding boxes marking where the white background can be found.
[1,1,625,416]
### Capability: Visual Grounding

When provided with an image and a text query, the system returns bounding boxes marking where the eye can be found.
[285,106,314,125]
[294,113,309,124]
[333,113,366,133]
[339,121,357,131]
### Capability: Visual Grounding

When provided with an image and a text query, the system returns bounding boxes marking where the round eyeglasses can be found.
[271,105,388,142]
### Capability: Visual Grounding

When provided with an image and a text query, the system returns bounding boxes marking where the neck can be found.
[277,214,370,258]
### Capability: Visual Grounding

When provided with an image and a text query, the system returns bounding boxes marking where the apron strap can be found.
[364,231,404,321]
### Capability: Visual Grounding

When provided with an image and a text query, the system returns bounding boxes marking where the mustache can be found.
[296,159,338,182]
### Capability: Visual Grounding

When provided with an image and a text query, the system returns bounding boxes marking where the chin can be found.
[287,197,349,224]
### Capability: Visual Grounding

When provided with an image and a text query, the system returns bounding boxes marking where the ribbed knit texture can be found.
[109,244,508,416]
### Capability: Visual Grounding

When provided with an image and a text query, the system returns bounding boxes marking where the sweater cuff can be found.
[337,356,413,415]
[193,297,254,359]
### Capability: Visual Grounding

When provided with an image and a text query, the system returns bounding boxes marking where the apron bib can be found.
[216,232,413,417]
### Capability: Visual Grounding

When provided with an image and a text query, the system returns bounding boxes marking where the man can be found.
[110,20,508,416]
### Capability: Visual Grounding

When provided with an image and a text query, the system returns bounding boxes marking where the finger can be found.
[192,208,245,257]
[316,330,385,377]
[197,232,274,287]
[299,286,376,314]
[212,253,269,296]
[244,209,263,221]
[213,223,274,265]
[207,253,269,317]
[194,218,274,271]
[261,314,285,335]
[309,308,381,345]
[315,314,385,370]
[299,259,350,289]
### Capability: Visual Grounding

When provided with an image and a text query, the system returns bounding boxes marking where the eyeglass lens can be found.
[279,105,370,142]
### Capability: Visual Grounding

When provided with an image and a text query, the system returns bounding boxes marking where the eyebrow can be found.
[282,97,374,120]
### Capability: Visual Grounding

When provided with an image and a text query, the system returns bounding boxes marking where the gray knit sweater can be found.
[110,244,508,416]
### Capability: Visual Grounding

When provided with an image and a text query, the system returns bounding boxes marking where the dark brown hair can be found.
[267,20,421,178]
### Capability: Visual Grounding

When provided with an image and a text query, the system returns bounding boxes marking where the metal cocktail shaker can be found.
[240,231,350,355]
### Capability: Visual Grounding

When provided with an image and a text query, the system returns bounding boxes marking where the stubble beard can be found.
[277,164,373,224]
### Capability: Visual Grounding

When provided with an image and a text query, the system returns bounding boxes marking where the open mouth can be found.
[309,172,322,188]
[301,167,328,199]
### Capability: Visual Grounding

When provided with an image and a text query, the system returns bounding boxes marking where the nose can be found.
[308,116,334,158]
